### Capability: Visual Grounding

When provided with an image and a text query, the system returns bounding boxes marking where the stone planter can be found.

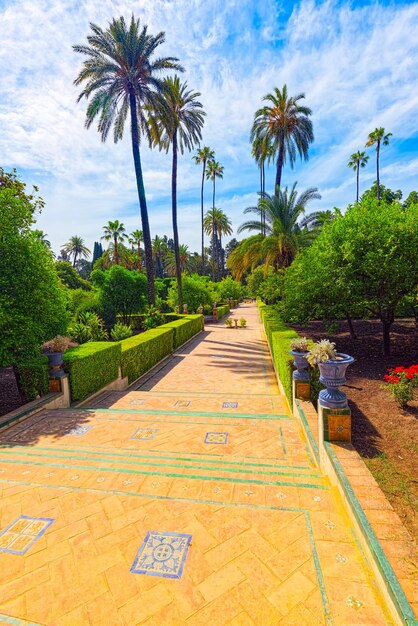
[289,350,309,381]
[318,353,354,409]
[47,352,65,379]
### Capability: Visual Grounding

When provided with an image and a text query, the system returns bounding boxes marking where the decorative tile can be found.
[325,520,336,529]
[204,432,228,445]
[128,398,145,406]
[131,427,158,441]
[174,400,190,408]
[276,492,287,499]
[131,531,192,578]
[222,402,238,409]
[0,516,54,555]
[335,553,348,563]
[66,424,92,437]
[346,596,363,610]
[245,489,254,496]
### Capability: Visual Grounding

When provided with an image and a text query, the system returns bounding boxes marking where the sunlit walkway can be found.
[0,304,392,624]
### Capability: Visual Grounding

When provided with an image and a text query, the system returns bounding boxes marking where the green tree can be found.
[91,264,147,326]
[101,220,126,265]
[152,235,169,278]
[204,208,232,280]
[128,230,143,267]
[214,276,243,302]
[361,182,402,205]
[347,150,369,203]
[167,274,214,312]
[74,15,183,305]
[365,127,392,202]
[56,261,92,290]
[165,244,193,275]
[61,235,90,266]
[193,146,215,271]
[251,136,273,234]
[251,85,314,192]
[0,174,68,399]
[206,160,224,279]
[403,191,418,209]
[149,76,205,306]
[92,241,103,266]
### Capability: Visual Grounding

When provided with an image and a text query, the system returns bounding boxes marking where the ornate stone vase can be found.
[47,352,65,379]
[318,353,354,409]
[289,350,309,381]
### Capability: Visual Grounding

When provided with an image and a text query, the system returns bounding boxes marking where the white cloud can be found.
[1,0,418,255]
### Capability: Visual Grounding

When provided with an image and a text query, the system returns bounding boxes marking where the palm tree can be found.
[206,160,224,279]
[61,235,90,266]
[165,244,193,275]
[251,85,314,192]
[203,208,232,279]
[101,220,126,265]
[152,235,168,278]
[73,15,183,304]
[365,127,392,202]
[149,76,205,306]
[348,151,369,202]
[229,183,321,278]
[193,146,215,272]
[129,229,143,267]
[251,136,272,235]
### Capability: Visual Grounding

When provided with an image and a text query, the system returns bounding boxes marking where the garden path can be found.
[0,304,394,624]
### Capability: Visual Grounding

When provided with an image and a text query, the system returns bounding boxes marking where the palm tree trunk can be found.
[262,160,266,235]
[275,138,285,193]
[138,243,141,268]
[259,165,263,234]
[114,236,119,265]
[219,232,223,278]
[376,141,381,203]
[356,166,359,203]
[73,251,78,267]
[212,178,216,281]
[201,159,206,275]
[171,130,183,307]
[129,90,155,305]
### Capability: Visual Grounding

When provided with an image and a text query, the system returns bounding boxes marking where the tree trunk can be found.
[73,251,78,267]
[114,236,119,265]
[275,138,284,193]
[12,365,27,405]
[381,309,394,356]
[219,233,224,279]
[356,165,359,203]
[262,160,265,235]
[259,165,263,233]
[376,140,381,204]
[345,311,357,339]
[212,178,216,281]
[129,90,155,305]
[138,243,141,268]
[171,131,183,307]
[201,159,206,274]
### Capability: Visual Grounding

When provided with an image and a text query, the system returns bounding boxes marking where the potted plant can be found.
[43,336,73,378]
[307,339,354,408]
[289,337,310,381]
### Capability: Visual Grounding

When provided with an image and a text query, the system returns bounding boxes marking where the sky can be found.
[1,0,418,257]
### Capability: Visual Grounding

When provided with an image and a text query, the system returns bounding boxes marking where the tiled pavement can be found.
[0,305,395,624]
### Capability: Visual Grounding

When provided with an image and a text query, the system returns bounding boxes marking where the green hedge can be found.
[216,305,230,319]
[258,301,299,407]
[120,328,174,383]
[16,356,49,402]
[63,342,121,401]
[163,314,204,349]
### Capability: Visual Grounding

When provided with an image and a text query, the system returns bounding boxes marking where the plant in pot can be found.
[307,339,354,408]
[42,336,74,378]
[289,337,310,381]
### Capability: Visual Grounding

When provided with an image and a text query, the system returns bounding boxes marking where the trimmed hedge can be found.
[120,328,174,383]
[16,356,49,402]
[216,305,230,319]
[258,301,299,407]
[163,314,204,349]
[63,342,121,401]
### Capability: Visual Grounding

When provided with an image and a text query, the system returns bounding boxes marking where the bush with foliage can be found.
[69,312,108,344]
[216,305,230,319]
[143,306,165,330]
[246,267,283,303]
[66,288,100,319]
[91,265,147,327]
[382,365,418,409]
[167,274,214,312]
[56,261,91,291]
[215,276,243,302]
[16,356,49,402]
[0,170,68,400]
[110,322,133,341]
[239,318,247,328]
[225,318,233,328]
[63,342,121,401]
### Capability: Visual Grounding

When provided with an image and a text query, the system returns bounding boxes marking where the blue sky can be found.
[1,0,418,257]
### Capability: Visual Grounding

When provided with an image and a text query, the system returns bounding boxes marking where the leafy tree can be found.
[214,276,243,302]
[91,265,147,326]
[361,182,402,205]
[152,235,169,278]
[224,238,239,260]
[204,208,232,280]
[403,191,418,209]
[206,160,224,279]
[246,266,283,303]
[149,76,205,306]
[251,85,314,191]
[92,241,103,266]
[128,230,143,266]
[101,220,126,265]
[61,235,90,266]
[33,230,52,252]
[347,150,369,203]
[56,261,92,290]
[75,258,93,281]
[165,244,193,275]
[193,147,215,272]
[365,127,392,202]
[0,173,68,399]
[74,15,183,305]
[167,274,214,312]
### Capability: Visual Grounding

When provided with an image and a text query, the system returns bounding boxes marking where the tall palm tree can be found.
[101,220,126,265]
[73,15,183,304]
[165,244,193,275]
[251,85,314,192]
[61,235,90,266]
[365,127,392,203]
[203,208,232,279]
[206,160,224,279]
[152,235,168,278]
[193,146,215,272]
[251,136,272,235]
[149,76,205,306]
[128,229,143,267]
[228,183,321,278]
[348,151,369,202]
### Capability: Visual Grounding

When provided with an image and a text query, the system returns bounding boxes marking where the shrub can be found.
[66,288,100,318]
[91,265,147,327]
[69,323,92,344]
[111,323,133,341]
[215,276,243,302]
[216,305,230,319]
[239,318,247,328]
[56,261,91,291]
[121,328,174,383]
[63,342,121,401]
[167,274,214,312]
[163,314,204,349]
[16,356,49,402]
[143,306,165,330]
[382,365,418,409]
[225,318,233,328]
[78,312,108,341]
